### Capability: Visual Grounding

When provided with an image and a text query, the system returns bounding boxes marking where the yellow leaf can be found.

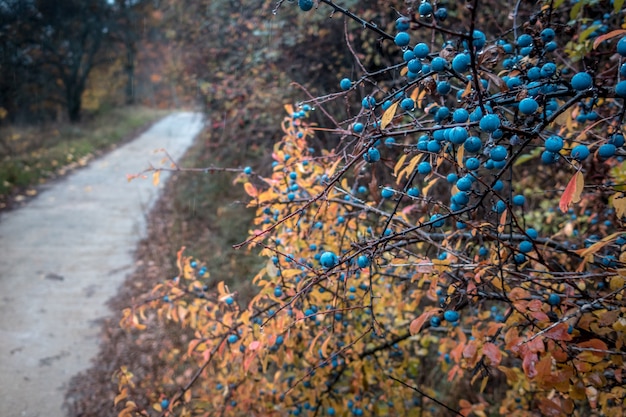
[394,154,408,178]
[610,192,626,218]
[416,89,427,109]
[479,376,489,393]
[456,144,465,167]
[281,269,303,279]
[575,231,623,258]
[284,104,294,115]
[421,177,439,196]
[380,101,398,130]
[398,154,424,183]
[152,170,160,186]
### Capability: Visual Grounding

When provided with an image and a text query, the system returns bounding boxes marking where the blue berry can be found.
[512,194,525,206]
[413,43,430,58]
[431,57,447,72]
[436,81,451,94]
[408,187,420,197]
[340,78,352,90]
[274,286,283,297]
[571,72,593,91]
[547,293,560,306]
[464,136,482,153]
[365,147,380,163]
[452,108,469,123]
[430,213,444,227]
[616,80,626,97]
[396,17,410,31]
[526,228,539,240]
[320,251,338,268]
[401,97,415,111]
[408,59,422,73]
[545,135,564,152]
[465,157,480,170]
[541,150,559,164]
[417,161,432,174]
[519,240,533,253]
[357,255,370,268]
[452,54,470,72]
[381,187,395,198]
[298,0,313,11]
[456,176,472,191]
[570,145,590,161]
[490,145,508,162]
[394,32,411,47]
[617,37,626,57]
[517,34,533,47]
[540,28,556,42]
[479,114,501,132]
[598,144,616,159]
[443,310,459,322]
[472,30,486,49]
[519,98,538,114]
[418,2,433,15]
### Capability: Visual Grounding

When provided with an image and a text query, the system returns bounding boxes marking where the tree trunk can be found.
[67,89,82,123]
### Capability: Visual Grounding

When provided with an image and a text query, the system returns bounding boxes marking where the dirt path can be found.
[0,112,204,417]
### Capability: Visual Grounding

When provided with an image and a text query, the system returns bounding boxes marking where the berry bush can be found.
[116,0,626,416]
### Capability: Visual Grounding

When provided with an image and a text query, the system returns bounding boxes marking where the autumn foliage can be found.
[116,0,626,416]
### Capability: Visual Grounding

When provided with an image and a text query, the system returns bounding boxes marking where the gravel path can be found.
[0,112,204,417]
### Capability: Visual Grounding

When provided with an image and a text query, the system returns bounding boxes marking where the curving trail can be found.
[0,112,204,417]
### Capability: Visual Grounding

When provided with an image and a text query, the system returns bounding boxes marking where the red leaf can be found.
[559,171,584,213]
[544,323,573,341]
[482,342,502,366]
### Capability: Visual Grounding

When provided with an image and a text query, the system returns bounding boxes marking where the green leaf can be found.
[514,148,541,166]
[579,25,601,43]
[569,0,583,20]
[615,0,625,13]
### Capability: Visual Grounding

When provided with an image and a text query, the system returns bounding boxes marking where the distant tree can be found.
[0,0,148,122]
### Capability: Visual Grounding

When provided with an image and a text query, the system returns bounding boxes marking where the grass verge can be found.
[0,106,170,210]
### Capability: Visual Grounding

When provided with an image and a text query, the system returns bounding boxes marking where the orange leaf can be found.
[244,182,258,198]
[577,339,609,357]
[409,309,438,335]
[152,170,161,187]
[380,101,398,130]
[559,171,584,213]
[593,29,626,49]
